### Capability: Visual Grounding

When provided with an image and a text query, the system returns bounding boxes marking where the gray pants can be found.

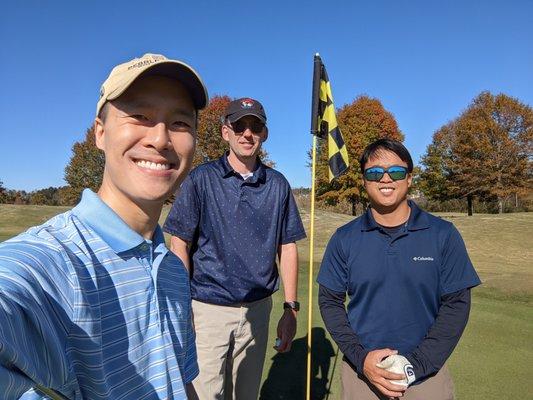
[341,360,455,400]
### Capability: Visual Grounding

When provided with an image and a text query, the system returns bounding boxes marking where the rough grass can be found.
[1,204,532,399]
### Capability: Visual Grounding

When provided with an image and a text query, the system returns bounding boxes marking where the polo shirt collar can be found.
[405,200,430,231]
[218,152,266,183]
[72,189,160,253]
[361,200,429,231]
[361,208,380,231]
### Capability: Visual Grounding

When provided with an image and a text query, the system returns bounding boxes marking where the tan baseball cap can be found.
[96,53,208,116]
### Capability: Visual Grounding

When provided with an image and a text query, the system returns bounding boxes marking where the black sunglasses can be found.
[230,120,265,134]
[364,166,409,182]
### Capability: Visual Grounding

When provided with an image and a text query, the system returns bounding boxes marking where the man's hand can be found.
[186,383,199,400]
[363,348,407,398]
[275,309,297,352]
[376,354,416,387]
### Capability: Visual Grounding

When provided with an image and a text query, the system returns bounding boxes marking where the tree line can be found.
[0,96,272,206]
[313,91,532,215]
[1,92,531,214]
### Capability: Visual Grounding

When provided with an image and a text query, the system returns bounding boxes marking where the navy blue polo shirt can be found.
[317,201,480,355]
[164,153,306,305]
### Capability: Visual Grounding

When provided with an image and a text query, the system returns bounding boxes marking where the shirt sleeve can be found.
[318,285,369,374]
[280,186,306,244]
[440,225,481,295]
[406,288,471,382]
[0,243,72,399]
[317,231,348,293]
[181,300,199,384]
[163,175,201,242]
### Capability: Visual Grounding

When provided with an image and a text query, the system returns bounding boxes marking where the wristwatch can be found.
[283,301,300,312]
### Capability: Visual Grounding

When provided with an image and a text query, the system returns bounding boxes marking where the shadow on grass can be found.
[260,328,336,400]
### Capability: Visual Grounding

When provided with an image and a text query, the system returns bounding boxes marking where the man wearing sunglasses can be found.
[318,139,480,399]
[164,98,306,399]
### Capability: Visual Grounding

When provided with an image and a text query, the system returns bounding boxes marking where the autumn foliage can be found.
[419,92,533,213]
[64,126,105,204]
[60,96,274,205]
[314,95,404,215]
[193,95,232,166]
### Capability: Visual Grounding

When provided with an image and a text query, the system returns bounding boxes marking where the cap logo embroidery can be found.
[241,98,254,108]
[127,55,165,71]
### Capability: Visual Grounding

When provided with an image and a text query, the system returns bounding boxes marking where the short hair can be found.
[98,102,110,122]
[359,139,413,173]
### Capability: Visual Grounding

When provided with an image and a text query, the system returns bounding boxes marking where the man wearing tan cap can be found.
[0,53,207,399]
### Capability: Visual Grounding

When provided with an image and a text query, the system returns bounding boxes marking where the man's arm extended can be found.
[276,242,298,352]
[0,289,71,399]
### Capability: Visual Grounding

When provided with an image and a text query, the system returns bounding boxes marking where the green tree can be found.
[314,95,404,215]
[29,187,61,205]
[420,92,533,214]
[418,124,457,202]
[0,180,6,203]
[64,126,105,204]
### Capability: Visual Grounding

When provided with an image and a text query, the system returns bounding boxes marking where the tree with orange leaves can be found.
[420,92,532,214]
[314,95,404,215]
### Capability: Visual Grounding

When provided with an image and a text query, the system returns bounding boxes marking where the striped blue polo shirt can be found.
[0,189,198,399]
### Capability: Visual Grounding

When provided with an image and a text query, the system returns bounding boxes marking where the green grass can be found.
[1,204,532,399]
[0,204,70,242]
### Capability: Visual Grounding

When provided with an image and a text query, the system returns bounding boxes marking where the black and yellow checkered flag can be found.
[311,55,349,181]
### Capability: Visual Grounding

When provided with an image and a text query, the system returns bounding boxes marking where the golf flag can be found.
[311,54,349,181]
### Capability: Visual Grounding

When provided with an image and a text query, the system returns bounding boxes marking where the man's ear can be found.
[261,126,269,143]
[407,173,413,188]
[94,118,105,150]
[221,124,230,142]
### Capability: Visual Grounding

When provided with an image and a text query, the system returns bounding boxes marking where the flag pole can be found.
[307,53,322,400]
[306,133,317,400]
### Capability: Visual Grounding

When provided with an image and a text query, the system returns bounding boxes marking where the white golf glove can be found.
[376,354,416,387]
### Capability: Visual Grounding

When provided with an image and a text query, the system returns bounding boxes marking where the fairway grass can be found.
[1,204,532,399]
[0,204,70,242]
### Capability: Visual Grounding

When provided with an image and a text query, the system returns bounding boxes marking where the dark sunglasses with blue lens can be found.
[363,165,409,182]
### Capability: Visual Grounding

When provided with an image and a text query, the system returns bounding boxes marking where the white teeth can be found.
[135,160,170,170]
[380,188,394,193]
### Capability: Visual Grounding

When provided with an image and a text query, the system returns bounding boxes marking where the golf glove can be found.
[376,354,416,387]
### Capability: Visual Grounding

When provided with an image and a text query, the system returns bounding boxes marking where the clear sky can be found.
[1,0,532,191]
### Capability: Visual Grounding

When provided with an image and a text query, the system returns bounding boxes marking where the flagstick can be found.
[306,133,317,400]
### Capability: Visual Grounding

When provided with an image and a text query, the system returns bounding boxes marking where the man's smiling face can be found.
[222,115,267,161]
[363,149,412,212]
[94,75,196,206]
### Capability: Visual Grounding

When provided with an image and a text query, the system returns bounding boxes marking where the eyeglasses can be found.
[229,120,265,134]
[364,165,409,181]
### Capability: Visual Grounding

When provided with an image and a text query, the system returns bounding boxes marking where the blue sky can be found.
[1,0,532,191]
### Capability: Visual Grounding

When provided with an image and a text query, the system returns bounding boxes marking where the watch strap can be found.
[283,301,300,311]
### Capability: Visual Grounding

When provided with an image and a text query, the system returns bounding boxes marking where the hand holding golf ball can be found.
[376,355,416,387]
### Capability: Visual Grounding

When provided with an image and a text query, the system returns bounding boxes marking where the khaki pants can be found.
[191,297,272,400]
[341,360,455,400]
